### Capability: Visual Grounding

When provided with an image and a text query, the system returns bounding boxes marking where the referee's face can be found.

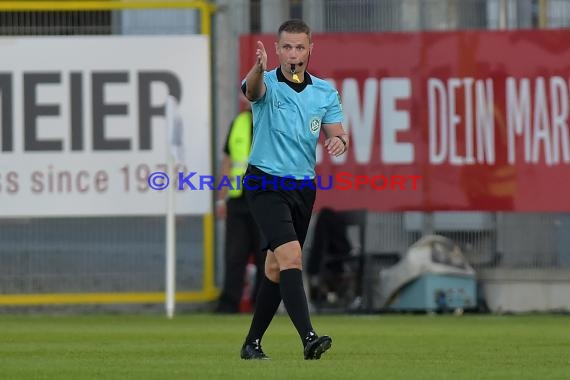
[275,32,312,71]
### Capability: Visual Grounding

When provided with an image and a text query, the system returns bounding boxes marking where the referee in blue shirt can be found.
[239,19,349,360]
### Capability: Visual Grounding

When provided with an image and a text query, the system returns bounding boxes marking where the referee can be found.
[239,19,349,360]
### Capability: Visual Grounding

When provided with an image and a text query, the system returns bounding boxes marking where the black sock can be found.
[245,276,282,344]
[279,268,314,344]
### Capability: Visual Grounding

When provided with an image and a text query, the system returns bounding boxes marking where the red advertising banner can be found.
[239,30,570,212]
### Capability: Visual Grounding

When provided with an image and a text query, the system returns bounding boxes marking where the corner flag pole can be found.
[165,95,182,319]
[166,146,176,319]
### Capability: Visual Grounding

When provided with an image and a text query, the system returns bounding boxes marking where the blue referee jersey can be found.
[242,68,344,179]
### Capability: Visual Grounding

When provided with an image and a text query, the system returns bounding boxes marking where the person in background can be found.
[306,207,353,306]
[214,100,265,314]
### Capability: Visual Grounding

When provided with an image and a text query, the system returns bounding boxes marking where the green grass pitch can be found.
[1,313,569,379]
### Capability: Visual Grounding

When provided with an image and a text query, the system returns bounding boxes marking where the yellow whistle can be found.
[292,73,301,83]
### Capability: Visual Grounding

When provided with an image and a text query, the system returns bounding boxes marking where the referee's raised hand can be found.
[256,41,267,73]
[245,41,268,101]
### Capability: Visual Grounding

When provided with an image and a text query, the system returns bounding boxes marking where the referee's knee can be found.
[265,255,281,282]
[274,242,303,270]
[279,256,302,270]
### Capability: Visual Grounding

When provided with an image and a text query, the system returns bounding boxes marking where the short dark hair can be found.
[277,19,311,40]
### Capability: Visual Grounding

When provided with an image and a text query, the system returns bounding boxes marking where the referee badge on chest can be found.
[309,117,321,135]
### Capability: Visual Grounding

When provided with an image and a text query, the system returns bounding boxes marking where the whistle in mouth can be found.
[290,64,301,83]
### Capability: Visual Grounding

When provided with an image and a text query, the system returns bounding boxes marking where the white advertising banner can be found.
[0,36,211,217]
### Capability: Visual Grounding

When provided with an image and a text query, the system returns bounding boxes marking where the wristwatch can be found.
[336,135,347,150]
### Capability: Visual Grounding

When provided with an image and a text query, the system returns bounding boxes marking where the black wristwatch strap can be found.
[336,135,347,147]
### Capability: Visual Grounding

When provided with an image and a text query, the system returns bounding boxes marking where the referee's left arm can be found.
[322,123,349,157]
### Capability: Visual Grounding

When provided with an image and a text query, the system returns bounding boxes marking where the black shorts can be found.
[243,165,316,252]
